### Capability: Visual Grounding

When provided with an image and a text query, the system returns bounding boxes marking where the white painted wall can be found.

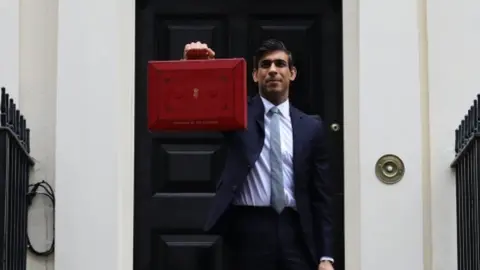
[343,0,427,269]
[426,0,480,269]
[54,0,135,269]
[0,0,20,102]
[2,0,476,268]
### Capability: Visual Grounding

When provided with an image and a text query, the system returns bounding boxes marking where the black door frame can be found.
[133,1,344,269]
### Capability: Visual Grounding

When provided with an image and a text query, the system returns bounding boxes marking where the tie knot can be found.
[270,107,280,114]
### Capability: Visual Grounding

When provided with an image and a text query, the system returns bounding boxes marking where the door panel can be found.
[248,17,318,104]
[134,1,344,270]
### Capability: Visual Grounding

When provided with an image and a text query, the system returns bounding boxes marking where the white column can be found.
[19,0,59,269]
[343,0,427,269]
[0,0,20,103]
[54,0,135,269]
[357,0,425,267]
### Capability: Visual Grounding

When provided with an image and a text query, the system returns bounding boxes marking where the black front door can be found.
[134,1,344,270]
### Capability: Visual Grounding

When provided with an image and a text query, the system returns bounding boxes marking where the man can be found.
[183,39,335,270]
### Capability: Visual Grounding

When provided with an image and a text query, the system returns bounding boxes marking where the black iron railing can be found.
[0,87,34,270]
[451,95,480,270]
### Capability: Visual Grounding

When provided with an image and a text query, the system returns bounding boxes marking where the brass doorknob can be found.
[330,123,340,132]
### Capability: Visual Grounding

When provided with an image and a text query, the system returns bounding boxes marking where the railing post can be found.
[0,87,34,270]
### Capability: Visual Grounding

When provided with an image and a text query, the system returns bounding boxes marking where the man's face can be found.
[253,50,297,97]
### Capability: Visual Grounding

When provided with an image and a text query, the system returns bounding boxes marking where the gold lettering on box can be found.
[172,120,219,125]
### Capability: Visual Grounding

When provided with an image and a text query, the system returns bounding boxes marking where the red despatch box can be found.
[147,58,247,131]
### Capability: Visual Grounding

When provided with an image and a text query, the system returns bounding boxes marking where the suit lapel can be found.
[242,95,265,166]
[252,96,265,137]
[290,106,308,176]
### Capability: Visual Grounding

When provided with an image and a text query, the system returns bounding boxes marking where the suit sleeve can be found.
[310,120,334,260]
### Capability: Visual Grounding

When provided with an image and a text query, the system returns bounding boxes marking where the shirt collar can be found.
[260,95,290,117]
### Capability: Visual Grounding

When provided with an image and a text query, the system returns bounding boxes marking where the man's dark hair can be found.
[253,39,294,70]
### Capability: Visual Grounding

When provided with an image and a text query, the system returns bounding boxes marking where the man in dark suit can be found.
[183,39,335,270]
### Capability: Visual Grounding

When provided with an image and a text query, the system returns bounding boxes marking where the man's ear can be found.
[252,69,258,82]
[289,66,297,81]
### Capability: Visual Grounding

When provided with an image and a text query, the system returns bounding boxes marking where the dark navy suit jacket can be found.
[203,94,334,261]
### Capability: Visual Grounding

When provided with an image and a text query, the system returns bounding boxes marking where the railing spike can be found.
[19,115,25,144]
[0,87,6,126]
[467,108,472,138]
[15,109,20,138]
[26,128,30,153]
[473,100,478,132]
[7,99,14,129]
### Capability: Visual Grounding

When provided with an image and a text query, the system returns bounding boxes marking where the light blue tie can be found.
[269,107,285,213]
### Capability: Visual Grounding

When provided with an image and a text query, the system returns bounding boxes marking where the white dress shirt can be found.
[233,96,295,207]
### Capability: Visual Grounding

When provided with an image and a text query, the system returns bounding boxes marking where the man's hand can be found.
[183,41,215,60]
[318,260,334,270]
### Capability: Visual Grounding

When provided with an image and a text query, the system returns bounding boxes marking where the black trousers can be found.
[223,206,316,270]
